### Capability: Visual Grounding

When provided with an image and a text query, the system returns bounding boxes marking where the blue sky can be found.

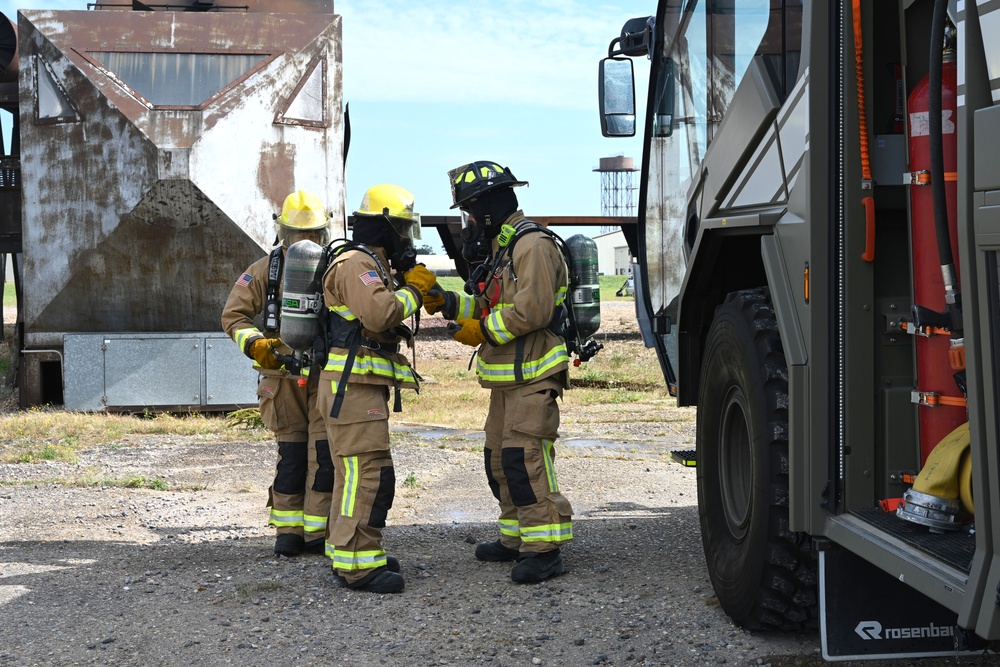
[0,0,651,249]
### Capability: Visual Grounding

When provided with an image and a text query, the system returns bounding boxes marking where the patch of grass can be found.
[3,282,13,309]
[402,472,418,488]
[234,581,283,602]
[11,442,78,464]
[0,475,186,490]
[226,408,265,430]
[401,339,673,431]
[570,340,663,388]
[599,274,635,302]
[0,409,269,464]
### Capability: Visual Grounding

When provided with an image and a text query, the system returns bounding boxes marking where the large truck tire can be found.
[696,287,817,631]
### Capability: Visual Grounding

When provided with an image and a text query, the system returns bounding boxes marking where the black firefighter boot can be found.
[274,534,305,557]
[346,565,404,594]
[510,549,566,583]
[474,539,520,562]
[333,556,401,588]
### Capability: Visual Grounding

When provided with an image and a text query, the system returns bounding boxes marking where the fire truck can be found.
[600,0,1000,660]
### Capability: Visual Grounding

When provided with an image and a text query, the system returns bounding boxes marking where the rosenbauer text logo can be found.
[855,620,955,640]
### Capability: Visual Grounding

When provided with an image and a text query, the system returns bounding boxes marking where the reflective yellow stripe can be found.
[554,285,567,306]
[340,456,359,517]
[234,327,261,351]
[303,514,328,534]
[456,293,476,319]
[395,287,419,318]
[323,352,417,384]
[476,343,568,382]
[485,310,514,344]
[541,439,558,493]
[499,518,520,537]
[520,522,573,543]
[332,548,387,571]
[268,509,304,528]
[328,304,357,320]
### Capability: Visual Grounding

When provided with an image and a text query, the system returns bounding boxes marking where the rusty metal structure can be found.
[1,0,345,410]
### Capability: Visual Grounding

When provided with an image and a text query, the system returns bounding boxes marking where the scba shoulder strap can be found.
[264,246,284,332]
[491,221,600,363]
[325,239,408,419]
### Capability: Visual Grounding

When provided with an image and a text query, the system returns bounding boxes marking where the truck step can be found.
[670,449,696,467]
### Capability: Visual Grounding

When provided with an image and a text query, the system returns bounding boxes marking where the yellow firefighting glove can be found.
[449,318,485,347]
[424,286,445,315]
[248,338,283,370]
[403,265,437,296]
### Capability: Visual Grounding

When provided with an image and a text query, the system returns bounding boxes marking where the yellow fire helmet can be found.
[354,184,421,240]
[275,189,331,247]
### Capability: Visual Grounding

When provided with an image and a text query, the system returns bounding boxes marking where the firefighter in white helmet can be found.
[317,184,436,594]
[221,190,334,557]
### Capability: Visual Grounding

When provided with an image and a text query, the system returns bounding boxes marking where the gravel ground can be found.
[0,302,993,666]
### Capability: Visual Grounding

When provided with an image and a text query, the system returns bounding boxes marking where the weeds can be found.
[226,408,265,430]
[234,581,283,602]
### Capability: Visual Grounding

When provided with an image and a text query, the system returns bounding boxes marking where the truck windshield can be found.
[642,0,801,377]
[659,1,774,196]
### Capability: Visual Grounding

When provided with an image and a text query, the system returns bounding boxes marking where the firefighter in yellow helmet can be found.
[425,161,572,583]
[221,190,334,557]
[317,184,436,594]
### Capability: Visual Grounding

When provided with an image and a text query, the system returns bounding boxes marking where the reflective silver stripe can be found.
[476,344,568,382]
[340,456,358,517]
[394,288,419,318]
[520,522,573,542]
[268,509,304,527]
[541,438,558,493]
[499,518,520,536]
[234,327,261,350]
[332,549,387,571]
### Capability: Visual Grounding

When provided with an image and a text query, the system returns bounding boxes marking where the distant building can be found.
[417,254,459,277]
[591,229,633,276]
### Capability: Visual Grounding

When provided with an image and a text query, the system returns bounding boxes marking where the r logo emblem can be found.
[855,621,882,640]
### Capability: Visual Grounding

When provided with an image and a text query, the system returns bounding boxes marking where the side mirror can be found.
[598,57,635,137]
[652,58,675,138]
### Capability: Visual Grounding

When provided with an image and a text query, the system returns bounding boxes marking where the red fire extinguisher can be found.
[907,55,965,464]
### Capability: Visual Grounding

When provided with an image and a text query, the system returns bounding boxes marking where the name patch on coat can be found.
[367,408,383,419]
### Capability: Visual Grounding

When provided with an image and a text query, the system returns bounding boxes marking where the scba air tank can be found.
[280,239,327,352]
[566,234,601,339]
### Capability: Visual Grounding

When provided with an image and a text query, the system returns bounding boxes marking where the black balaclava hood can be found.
[461,187,520,265]
[353,216,415,272]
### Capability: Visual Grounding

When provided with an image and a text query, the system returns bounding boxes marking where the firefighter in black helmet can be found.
[425,161,573,583]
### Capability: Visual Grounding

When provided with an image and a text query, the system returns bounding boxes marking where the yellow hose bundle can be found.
[912,421,973,515]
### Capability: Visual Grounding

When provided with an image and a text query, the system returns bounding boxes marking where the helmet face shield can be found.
[386,213,421,241]
[354,184,421,241]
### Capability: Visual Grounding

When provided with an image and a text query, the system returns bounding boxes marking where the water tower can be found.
[593,155,638,232]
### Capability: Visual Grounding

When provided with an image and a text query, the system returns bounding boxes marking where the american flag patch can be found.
[359,270,381,286]
[236,273,253,287]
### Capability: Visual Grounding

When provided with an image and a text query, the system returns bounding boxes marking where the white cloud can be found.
[338,0,644,110]
[0,0,86,18]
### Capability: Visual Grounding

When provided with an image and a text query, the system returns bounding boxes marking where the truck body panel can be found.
[601,0,1000,649]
